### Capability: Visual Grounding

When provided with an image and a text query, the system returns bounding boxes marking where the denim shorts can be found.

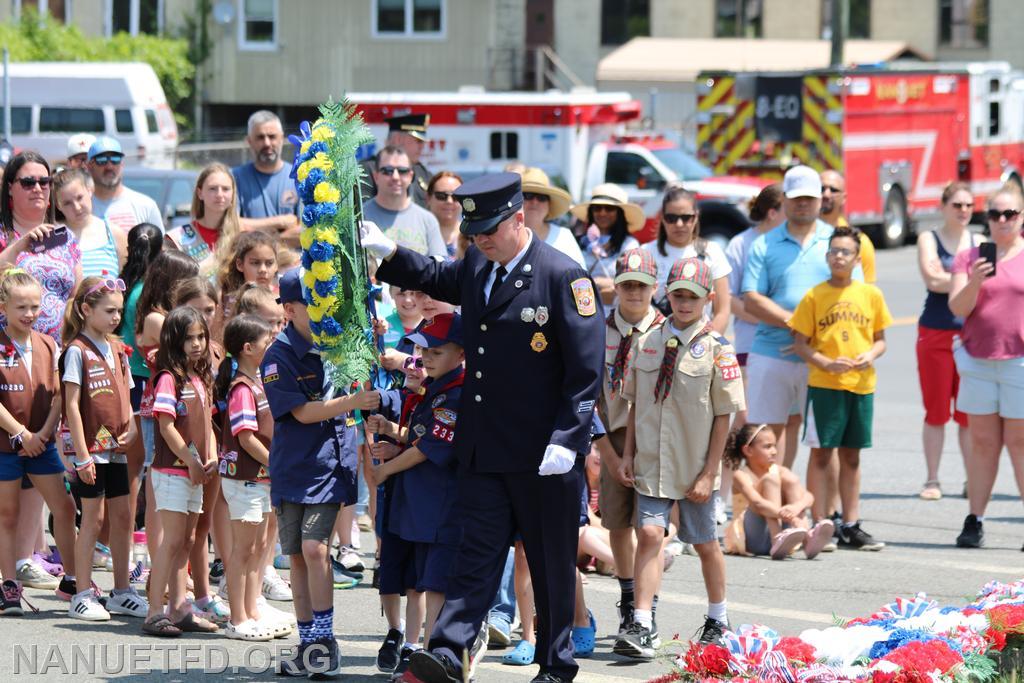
[140,417,156,468]
[0,444,65,481]
[636,491,719,545]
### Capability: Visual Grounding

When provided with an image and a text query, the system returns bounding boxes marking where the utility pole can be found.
[830,0,848,67]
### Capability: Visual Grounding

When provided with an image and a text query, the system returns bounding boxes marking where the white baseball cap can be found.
[66,133,97,158]
[783,165,822,199]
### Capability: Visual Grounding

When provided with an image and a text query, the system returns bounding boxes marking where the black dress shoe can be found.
[531,674,571,683]
[408,650,461,683]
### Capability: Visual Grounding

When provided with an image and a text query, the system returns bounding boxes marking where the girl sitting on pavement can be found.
[724,423,834,560]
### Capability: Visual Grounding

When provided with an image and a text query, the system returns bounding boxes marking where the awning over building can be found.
[597,38,928,83]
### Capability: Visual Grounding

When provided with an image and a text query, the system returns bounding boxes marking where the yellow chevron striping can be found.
[698,77,734,111]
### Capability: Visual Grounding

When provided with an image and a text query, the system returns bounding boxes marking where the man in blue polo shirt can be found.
[741,165,862,472]
[262,268,380,677]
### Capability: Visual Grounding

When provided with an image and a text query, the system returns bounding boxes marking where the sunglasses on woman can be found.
[663,213,697,224]
[987,208,1022,221]
[522,192,550,203]
[403,356,424,370]
[16,176,52,189]
[432,191,456,202]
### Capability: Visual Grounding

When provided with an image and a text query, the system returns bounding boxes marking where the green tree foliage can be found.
[0,8,194,129]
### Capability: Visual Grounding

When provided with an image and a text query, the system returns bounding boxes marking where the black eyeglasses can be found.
[822,185,844,194]
[522,192,550,203]
[432,191,455,202]
[16,176,52,189]
[951,202,974,210]
[987,208,1021,221]
[91,155,124,166]
[379,165,412,176]
[663,213,697,224]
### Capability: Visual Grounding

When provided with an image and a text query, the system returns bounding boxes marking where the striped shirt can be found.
[228,382,259,436]
[79,220,120,278]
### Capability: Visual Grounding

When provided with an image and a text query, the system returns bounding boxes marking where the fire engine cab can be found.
[696,61,1024,247]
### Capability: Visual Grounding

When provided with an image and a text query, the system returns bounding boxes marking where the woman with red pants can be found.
[915,182,976,500]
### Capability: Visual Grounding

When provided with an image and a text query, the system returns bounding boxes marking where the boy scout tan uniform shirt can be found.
[600,307,663,434]
[621,318,746,500]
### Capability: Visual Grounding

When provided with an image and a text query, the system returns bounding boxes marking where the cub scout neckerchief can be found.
[606,310,664,395]
[654,322,713,403]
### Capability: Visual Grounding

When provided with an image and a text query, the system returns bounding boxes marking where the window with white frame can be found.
[106,0,163,36]
[374,0,445,37]
[238,0,277,49]
[13,0,71,23]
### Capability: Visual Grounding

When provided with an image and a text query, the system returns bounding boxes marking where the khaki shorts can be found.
[221,478,271,523]
[598,429,636,530]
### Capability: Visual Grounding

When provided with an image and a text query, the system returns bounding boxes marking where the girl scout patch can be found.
[570,278,596,316]
[531,332,548,352]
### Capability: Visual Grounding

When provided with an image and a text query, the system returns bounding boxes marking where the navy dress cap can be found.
[453,172,524,236]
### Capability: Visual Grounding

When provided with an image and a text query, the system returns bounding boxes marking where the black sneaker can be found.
[276,642,309,677]
[376,628,404,673]
[697,616,728,644]
[616,599,634,636]
[957,514,984,548]
[209,558,224,582]
[56,576,77,601]
[651,613,661,648]
[408,650,461,683]
[306,637,342,680]
[829,511,843,538]
[839,522,885,551]
[391,646,416,681]
[612,621,655,660]
[0,580,24,617]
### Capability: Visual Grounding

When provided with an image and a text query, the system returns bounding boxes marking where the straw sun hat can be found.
[519,167,572,221]
[570,183,646,233]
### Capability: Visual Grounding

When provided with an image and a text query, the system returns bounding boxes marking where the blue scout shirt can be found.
[388,367,464,545]
[261,322,357,507]
[741,219,863,361]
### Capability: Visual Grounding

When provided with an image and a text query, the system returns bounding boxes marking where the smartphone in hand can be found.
[28,226,69,254]
[979,241,997,277]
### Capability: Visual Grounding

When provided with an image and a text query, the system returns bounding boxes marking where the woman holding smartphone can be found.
[949,185,1024,549]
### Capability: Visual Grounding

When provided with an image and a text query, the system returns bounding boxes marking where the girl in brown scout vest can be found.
[142,306,218,637]
[61,275,146,622]
[0,268,78,616]
[215,314,287,641]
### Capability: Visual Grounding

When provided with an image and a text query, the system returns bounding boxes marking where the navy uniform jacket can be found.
[261,323,358,507]
[375,235,605,473]
[389,367,464,544]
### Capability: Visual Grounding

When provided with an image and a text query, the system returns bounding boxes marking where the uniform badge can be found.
[530,332,548,352]
[535,307,549,326]
[413,424,427,438]
[433,408,457,426]
[432,394,447,408]
[682,262,698,278]
[716,351,741,381]
[462,198,476,213]
[627,253,642,269]
[514,279,523,288]
[521,307,536,323]
[690,341,707,358]
[570,278,597,317]
[666,338,678,349]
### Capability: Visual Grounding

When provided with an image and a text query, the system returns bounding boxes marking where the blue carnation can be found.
[321,317,343,336]
[318,202,338,219]
[867,628,938,659]
[314,276,338,298]
[309,240,335,262]
[305,167,325,187]
[302,205,319,227]
[308,141,328,156]
[309,319,322,336]
[301,250,314,270]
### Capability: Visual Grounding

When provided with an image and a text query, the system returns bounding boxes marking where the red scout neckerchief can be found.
[606,309,665,394]
[654,321,713,403]
[398,370,466,443]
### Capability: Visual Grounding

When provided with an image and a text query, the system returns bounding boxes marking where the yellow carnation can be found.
[300,140,312,155]
[311,227,339,245]
[299,228,314,250]
[307,304,325,322]
[312,293,338,312]
[311,125,335,142]
[313,182,341,204]
[303,270,317,290]
[307,152,333,173]
[311,261,335,281]
[296,160,312,183]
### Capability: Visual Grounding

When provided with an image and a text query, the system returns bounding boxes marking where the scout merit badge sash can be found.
[654,322,713,402]
[606,310,665,394]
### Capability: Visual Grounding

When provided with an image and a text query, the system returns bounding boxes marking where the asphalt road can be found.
[2,245,1022,682]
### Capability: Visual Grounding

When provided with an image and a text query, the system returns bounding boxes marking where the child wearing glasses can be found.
[59,275,148,621]
[790,226,892,552]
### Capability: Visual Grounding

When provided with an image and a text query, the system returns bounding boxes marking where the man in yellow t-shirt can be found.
[790,226,893,552]
[821,169,877,283]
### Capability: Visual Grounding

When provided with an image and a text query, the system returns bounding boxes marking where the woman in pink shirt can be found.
[949,186,1024,549]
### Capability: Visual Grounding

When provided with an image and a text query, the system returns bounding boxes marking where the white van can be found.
[0,62,178,167]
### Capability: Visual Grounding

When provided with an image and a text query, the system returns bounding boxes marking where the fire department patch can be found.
[570,278,596,317]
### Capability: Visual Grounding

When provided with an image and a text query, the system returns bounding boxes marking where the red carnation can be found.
[682,642,731,677]
[881,640,962,676]
[776,636,817,665]
[987,628,1008,652]
[122,343,133,358]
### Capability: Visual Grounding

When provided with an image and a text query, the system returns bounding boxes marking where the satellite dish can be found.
[212,1,235,25]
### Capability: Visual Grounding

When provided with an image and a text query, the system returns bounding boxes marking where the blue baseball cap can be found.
[87,136,123,160]
[277,268,305,305]
[404,313,463,348]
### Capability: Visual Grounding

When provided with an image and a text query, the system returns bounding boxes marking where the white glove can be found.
[360,220,397,261]
[538,443,576,476]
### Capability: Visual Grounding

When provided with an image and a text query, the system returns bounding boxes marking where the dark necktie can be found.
[493,265,508,289]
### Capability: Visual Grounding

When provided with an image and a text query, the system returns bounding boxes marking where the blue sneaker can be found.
[487,615,512,647]
[273,554,291,570]
[331,559,361,589]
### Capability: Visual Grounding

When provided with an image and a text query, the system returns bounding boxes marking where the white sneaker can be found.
[262,570,293,601]
[106,588,149,617]
[350,519,361,550]
[217,576,229,601]
[15,560,59,589]
[70,589,110,621]
[665,539,684,557]
[714,495,728,525]
[257,596,297,625]
[336,545,365,572]
[225,619,274,642]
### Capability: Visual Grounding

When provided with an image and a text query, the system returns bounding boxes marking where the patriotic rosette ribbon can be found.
[872,593,937,621]
[721,624,781,673]
[289,99,380,390]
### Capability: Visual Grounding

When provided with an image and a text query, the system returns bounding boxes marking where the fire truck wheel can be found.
[880,187,908,249]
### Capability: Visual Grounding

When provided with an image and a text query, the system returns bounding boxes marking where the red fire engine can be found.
[696,61,1024,247]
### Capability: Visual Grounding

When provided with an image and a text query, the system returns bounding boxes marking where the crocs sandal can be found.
[571,610,597,658]
[501,640,535,666]
[173,612,220,633]
[142,615,182,638]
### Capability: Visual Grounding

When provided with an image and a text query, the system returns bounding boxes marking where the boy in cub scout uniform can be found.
[616,257,745,660]
[596,247,664,638]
